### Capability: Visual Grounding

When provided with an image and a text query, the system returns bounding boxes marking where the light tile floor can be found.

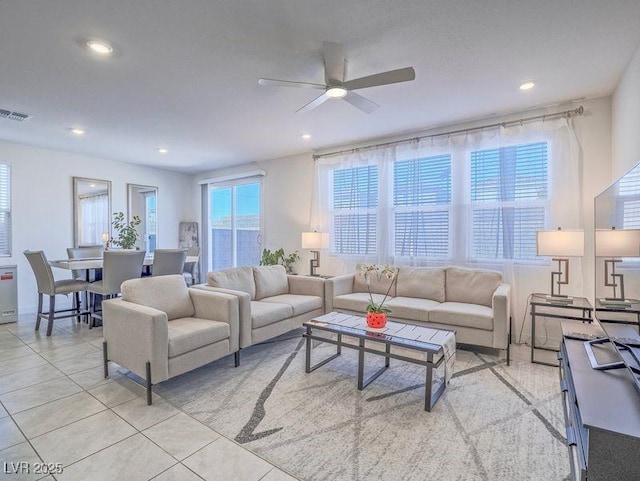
[0,315,298,481]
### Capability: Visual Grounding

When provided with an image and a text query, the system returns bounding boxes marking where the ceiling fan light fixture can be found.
[86,40,114,56]
[326,87,347,99]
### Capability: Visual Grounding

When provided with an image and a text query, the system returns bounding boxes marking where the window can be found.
[393,155,451,259]
[331,166,378,255]
[0,163,10,256]
[209,181,262,269]
[470,142,548,260]
[617,162,640,228]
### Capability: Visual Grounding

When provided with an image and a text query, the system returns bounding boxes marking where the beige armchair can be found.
[102,275,239,404]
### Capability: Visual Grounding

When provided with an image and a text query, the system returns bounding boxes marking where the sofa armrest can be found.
[325,274,355,312]
[192,285,252,348]
[491,283,511,349]
[287,275,325,297]
[189,288,240,352]
[103,298,170,383]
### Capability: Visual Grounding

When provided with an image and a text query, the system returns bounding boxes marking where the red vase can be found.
[366,312,387,328]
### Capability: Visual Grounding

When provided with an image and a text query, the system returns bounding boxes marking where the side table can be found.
[530,294,593,366]
[595,298,640,333]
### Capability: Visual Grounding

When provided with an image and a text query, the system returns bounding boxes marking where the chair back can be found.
[24,250,56,295]
[153,249,187,276]
[102,250,146,295]
[67,245,104,280]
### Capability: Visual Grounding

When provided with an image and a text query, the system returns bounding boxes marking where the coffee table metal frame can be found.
[303,317,454,412]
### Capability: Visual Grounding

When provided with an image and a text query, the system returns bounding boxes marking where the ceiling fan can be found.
[258,42,415,114]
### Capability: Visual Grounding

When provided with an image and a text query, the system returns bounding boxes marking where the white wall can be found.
[612,43,640,177]
[0,140,196,313]
[194,97,613,345]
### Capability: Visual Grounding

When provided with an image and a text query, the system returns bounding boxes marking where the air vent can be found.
[0,109,32,122]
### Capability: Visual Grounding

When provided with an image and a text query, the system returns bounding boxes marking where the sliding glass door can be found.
[209,181,261,270]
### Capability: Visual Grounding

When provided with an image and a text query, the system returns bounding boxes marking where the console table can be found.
[558,320,640,480]
[530,294,593,366]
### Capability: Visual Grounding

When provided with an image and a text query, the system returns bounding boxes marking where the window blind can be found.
[393,155,451,259]
[470,142,548,260]
[332,166,378,255]
[0,163,11,257]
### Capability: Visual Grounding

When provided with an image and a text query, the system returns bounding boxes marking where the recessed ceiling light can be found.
[301,133,312,140]
[69,128,85,135]
[157,148,168,154]
[326,87,348,99]
[86,40,113,56]
[519,81,535,91]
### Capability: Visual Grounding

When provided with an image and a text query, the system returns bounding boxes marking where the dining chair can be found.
[182,246,200,286]
[152,249,187,277]
[23,250,90,336]
[87,250,146,327]
[67,245,104,281]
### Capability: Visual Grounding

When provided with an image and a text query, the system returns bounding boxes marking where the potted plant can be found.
[260,248,300,274]
[360,264,398,328]
[111,212,141,249]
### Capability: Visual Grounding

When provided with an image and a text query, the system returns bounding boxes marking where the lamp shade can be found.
[301,232,330,249]
[536,229,584,257]
[595,229,640,257]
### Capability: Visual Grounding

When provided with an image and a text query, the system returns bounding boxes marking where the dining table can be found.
[49,255,199,271]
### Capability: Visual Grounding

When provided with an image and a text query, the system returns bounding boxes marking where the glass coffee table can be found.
[303,312,456,411]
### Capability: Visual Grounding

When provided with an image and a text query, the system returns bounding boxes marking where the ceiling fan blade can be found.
[322,41,345,85]
[343,67,416,91]
[296,92,330,113]
[258,78,326,89]
[343,92,379,114]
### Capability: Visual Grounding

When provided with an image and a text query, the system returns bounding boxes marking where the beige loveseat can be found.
[103,275,240,404]
[195,265,325,356]
[326,266,511,363]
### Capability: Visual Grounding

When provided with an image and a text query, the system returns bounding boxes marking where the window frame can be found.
[0,162,12,257]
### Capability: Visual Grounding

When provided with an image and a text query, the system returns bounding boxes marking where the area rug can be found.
[155,330,570,481]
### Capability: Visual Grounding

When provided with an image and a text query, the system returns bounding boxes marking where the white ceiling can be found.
[1,1,639,174]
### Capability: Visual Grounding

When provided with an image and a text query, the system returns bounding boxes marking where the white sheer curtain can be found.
[313,116,582,343]
[78,193,109,246]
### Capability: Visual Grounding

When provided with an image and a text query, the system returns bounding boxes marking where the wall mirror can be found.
[127,184,158,253]
[73,177,112,247]
[594,161,640,302]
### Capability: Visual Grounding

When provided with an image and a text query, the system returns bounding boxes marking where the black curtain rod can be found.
[312,105,584,161]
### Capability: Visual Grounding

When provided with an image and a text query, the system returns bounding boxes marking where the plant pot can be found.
[366,312,387,328]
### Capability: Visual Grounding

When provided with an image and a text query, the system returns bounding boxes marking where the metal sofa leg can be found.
[235,351,240,367]
[103,341,109,378]
[506,316,512,366]
[146,361,152,405]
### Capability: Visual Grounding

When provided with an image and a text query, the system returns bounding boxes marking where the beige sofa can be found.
[326,266,511,363]
[195,265,325,355]
[102,275,240,404]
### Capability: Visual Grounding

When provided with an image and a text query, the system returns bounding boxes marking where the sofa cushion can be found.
[261,294,322,316]
[208,266,256,300]
[251,301,293,329]
[428,302,494,331]
[353,265,397,297]
[333,292,390,313]
[121,275,195,321]
[385,296,441,322]
[396,267,445,302]
[445,267,502,307]
[168,317,230,358]
[254,265,289,300]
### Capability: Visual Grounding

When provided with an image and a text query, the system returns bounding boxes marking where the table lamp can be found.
[301,231,329,276]
[536,228,584,302]
[102,232,110,250]
[595,228,640,301]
